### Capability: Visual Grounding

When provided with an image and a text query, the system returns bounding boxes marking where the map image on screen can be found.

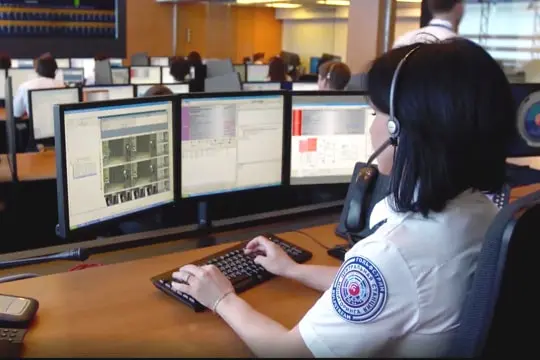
[0,0,117,38]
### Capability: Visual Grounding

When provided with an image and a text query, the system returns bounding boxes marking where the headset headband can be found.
[388,45,421,143]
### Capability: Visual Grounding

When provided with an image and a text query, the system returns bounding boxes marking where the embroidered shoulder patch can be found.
[331,256,387,323]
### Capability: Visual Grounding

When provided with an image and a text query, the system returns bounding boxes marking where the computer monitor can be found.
[290,92,374,185]
[180,92,286,198]
[161,66,179,84]
[234,64,246,82]
[70,58,95,77]
[0,69,6,100]
[7,68,38,95]
[151,57,170,67]
[246,64,269,82]
[57,58,71,69]
[28,87,80,144]
[54,97,176,239]
[130,66,162,85]
[243,82,281,91]
[112,67,130,85]
[310,57,321,74]
[12,59,34,69]
[5,76,17,181]
[82,85,135,101]
[95,60,113,85]
[206,59,234,78]
[136,84,189,97]
[292,83,319,91]
[110,58,124,68]
[56,68,85,85]
[204,73,242,92]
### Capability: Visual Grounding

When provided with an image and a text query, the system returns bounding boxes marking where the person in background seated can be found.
[170,39,515,357]
[318,61,351,90]
[253,52,265,65]
[266,57,292,82]
[169,56,191,82]
[13,53,64,118]
[187,51,203,67]
[144,85,173,97]
[393,0,464,48]
[0,54,11,70]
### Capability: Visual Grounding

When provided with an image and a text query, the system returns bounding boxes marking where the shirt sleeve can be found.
[13,85,27,118]
[298,237,419,358]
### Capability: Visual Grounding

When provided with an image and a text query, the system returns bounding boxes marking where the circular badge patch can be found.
[331,256,387,323]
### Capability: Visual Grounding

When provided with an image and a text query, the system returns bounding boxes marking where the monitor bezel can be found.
[245,64,270,83]
[128,65,163,85]
[82,84,136,99]
[135,83,190,97]
[110,66,131,85]
[241,81,282,91]
[178,90,291,200]
[57,67,85,84]
[28,87,82,146]
[289,90,371,186]
[54,95,179,240]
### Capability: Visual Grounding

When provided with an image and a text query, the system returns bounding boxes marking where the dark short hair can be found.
[169,57,191,82]
[319,61,351,90]
[428,0,462,13]
[187,51,202,66]
[253,52,265,61]
[35,53,57,79]
[0,54,11,69]
[143,85,173,97]
[367,39,515,216]
[268,56,287,82]
[94,54,109,61]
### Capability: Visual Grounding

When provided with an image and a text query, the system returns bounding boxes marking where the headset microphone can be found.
[344,45,422,237]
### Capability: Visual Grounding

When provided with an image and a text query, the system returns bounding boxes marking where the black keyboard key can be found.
[151,233,313,312]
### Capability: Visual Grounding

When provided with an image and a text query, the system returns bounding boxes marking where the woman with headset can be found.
[318,60,352,90]
[170,39,515,357]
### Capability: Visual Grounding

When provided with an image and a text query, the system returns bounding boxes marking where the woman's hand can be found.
[172,264,234,310]
[244,236,298,278]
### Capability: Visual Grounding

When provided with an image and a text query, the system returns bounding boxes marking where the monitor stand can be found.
[196,201,217,247]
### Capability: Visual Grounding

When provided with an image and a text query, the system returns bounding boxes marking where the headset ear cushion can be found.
[388,118,400,137]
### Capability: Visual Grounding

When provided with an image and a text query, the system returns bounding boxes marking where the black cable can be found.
[293,230,331,250]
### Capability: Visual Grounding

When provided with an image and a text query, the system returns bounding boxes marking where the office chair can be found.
[446,189,540,358]
[345,73,368,91]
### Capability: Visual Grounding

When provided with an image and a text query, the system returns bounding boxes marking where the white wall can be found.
[277,7,348,67]
[276,4,423,69]
[281,19,348,67]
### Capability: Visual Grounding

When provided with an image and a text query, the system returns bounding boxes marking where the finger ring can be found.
[185,273,192,283]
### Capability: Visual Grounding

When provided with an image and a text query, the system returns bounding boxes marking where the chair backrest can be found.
[447,190,540,357]
[345,73,368,91]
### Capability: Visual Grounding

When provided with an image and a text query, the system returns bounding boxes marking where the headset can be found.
[344,45,422,236]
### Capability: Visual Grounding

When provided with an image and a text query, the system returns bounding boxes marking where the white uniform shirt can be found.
[298,190,498,358]
[393,19,457,49]
[13,76,65,117]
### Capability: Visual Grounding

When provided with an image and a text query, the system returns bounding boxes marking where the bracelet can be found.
[212,289,234,313]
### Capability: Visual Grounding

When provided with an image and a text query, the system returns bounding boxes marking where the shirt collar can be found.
[428,19,454,31]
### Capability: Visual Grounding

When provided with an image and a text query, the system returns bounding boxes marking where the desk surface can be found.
[0,224,343,357]
[0,151,56,183]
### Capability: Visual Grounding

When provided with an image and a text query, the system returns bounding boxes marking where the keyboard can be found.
[151,233,313,312]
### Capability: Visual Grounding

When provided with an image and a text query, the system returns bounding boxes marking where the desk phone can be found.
[328,184,513,261]
[0,294,38,357]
